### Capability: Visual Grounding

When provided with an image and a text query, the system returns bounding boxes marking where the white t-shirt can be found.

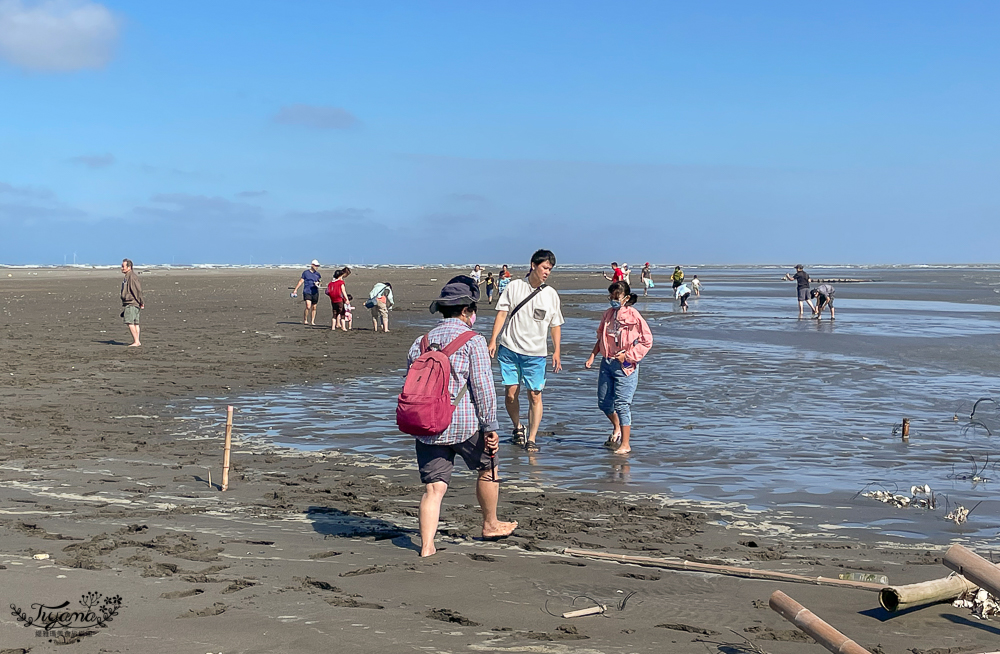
[470,269,482,283]
[496,278,565,357]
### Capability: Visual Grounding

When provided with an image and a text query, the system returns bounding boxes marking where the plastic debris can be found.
[945,505,971,525]
[859,483,935,509]
[954,587,1000,620]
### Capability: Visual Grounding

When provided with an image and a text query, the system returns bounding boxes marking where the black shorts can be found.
[331,300,346,317]
[415,430,491,484]
[303,291,319,304]
[672,280,682,288]
[817,293,833,306]
[679,292,690,307]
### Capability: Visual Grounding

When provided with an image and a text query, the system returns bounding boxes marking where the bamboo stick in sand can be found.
[221,405,233,492]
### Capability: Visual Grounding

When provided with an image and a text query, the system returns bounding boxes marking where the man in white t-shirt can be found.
[487,249,564,453]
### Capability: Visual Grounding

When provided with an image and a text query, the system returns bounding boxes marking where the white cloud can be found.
[273,104,359,130]
[0,0,120,72]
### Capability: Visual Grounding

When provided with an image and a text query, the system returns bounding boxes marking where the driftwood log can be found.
[879,574,977,612]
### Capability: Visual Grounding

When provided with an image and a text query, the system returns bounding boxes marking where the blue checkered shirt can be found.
[406,318,499,445]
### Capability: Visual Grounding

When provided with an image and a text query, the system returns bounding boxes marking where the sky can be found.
[0,1,998,266]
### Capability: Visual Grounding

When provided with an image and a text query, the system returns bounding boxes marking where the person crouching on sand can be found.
[584,281,652,455]
[404,276,517,556]
[811,284,835,320]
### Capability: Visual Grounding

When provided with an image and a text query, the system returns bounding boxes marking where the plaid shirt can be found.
[406,318,499,445]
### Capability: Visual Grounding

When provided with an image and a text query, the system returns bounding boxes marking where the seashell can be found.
[32,553,49,560]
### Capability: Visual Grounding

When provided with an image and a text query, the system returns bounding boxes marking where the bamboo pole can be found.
[562,549,884,592]
[221,405,233,492]
[769,590,872,654]
[879,574,977,612]
[561,605,606,618]
[943,544,1000,598]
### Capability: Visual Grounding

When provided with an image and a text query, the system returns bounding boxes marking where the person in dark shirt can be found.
[782,264,816,318]
[291,259,322,326]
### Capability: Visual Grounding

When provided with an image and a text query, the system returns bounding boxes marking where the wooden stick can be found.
[879,574,976,612]
[769,590,872,654]
[562,549,884,592]
[561,605,606,618]
[221,405,233,492]
[944,544,1000,598]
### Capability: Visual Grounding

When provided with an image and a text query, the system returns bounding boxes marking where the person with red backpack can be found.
[399,275,517,557]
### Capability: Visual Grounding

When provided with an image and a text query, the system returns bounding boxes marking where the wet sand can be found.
[1,266,997,653]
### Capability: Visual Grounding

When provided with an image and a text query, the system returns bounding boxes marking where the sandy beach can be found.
[1,266,998,653]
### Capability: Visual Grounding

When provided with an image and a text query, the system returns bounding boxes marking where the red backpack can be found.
[396,331,476,436]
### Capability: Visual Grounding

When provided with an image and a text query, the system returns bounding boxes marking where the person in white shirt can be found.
[488,249,564,453]
[470,265,482,284]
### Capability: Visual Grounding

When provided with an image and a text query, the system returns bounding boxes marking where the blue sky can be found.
[0,1,997,265]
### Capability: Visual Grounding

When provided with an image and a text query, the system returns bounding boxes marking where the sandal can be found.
[603,431,622,448]
[511,425,526,446]
[524,440,540,453]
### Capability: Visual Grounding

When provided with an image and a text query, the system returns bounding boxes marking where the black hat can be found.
[430,275,481,313]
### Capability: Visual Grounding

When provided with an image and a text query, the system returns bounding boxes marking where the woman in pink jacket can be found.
[584,281,653,455]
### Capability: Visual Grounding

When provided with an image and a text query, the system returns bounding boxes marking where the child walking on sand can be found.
[584,281,653,455]
[344,294,354,330]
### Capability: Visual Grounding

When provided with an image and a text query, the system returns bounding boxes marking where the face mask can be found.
[468,312,477,326]
[609,299,621,309]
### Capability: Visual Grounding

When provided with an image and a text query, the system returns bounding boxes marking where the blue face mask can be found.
[609,299,621,309]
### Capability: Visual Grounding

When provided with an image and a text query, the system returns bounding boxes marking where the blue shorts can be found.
[497,345,547,391]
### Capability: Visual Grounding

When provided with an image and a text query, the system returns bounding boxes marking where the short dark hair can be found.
[439,301,477,319]
[531,249,556,267]
[611,262,618,267]
[122,258,133,269]
[341,266,352,278]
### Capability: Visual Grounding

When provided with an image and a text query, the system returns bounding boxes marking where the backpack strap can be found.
[498,283,547,338]
[419,334,430,354]
[440,330,476,357]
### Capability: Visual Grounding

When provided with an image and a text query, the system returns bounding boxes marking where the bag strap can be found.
[499,283,547,337]
[440,330,476,357]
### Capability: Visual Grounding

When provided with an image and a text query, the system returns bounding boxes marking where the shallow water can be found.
[187,266,1000,545]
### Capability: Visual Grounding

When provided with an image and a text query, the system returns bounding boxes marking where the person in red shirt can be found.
[603,262,625,282]
[326,267,351,331]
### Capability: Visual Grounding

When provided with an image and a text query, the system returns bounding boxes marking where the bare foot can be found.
[419,544,436,557]
[127,342,141,347]
[482,520,518,539]
[612,446,631,455]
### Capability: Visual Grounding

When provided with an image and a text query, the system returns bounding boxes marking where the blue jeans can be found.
[597,358,639,426]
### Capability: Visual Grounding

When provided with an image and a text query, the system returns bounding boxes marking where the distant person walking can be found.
[326,267,351,331]
[584,281,652,455]
[484,272,496,304]
[671,266,684,297]
[488,249,564,453]
[290,259,322,325]
[782,264,816,317]
[497,265,512,296]
[471,264,482,284]
[691,275,702,297]
[640,263,653,296]
[120,258,144,347]
[367,281,394,332]
[604,262,625,282]
[621,263,632,285]
[401,276,517,556]
[811,284,836,320]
